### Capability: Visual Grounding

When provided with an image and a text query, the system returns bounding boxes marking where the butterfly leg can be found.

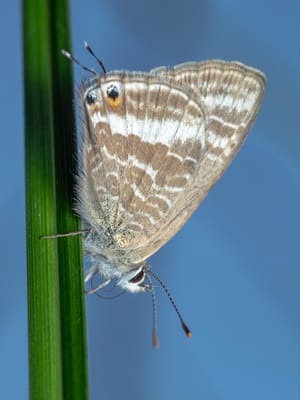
[84,265,111,294]
[84,278,111,294]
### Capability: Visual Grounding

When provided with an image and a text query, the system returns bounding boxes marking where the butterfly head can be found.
[118,264,148,293]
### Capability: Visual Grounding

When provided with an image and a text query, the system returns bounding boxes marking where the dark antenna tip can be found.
[181,321,192,338]
[152,330,159,348]
[147,269,192,340]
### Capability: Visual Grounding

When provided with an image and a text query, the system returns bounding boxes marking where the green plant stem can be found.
[23,0,88,399]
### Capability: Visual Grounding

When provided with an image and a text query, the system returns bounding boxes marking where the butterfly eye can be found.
[106,84,119,101]
[129,269,145,284]
[86,91,97,105]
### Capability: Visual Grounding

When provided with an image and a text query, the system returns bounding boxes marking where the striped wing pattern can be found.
[77,72,206,263]
[77,61,265,265]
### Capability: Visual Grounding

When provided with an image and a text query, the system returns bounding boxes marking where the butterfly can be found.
[45,43,265,346]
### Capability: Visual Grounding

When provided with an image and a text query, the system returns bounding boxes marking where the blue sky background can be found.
[1,0,299,399]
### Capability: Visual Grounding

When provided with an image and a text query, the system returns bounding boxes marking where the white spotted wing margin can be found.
[76,60,265,273]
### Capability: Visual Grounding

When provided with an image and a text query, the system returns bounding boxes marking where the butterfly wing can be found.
[76,72,207,263]
[130,61,265,261]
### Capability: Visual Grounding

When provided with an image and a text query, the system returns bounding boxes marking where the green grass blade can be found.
[50,2,89,399]
[23,0,63,398]
[23,0,88,399]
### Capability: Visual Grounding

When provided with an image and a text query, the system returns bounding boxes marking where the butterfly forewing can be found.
[133,61,266,261]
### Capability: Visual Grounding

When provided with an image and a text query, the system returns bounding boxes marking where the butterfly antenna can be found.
[61,49,97,75]
[147,269,192,338]
[84,41,107,74]
[146,275,159,348]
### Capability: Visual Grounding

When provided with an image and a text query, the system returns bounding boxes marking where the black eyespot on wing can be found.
[86,92,97,105]
[106,85,119,101]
